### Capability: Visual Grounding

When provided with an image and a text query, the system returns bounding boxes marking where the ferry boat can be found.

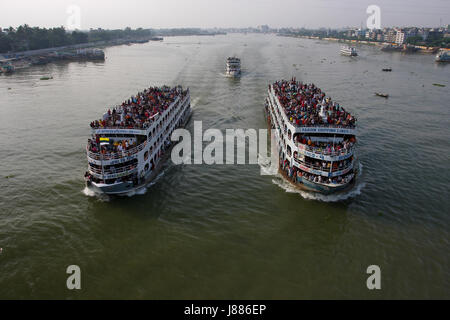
[265,78,357,194]
[85,85,191,195]
[226,56,241,77]
[435,50,450,62]
[340,45,358,56]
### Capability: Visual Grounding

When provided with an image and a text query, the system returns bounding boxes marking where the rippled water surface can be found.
[0,34,449,299]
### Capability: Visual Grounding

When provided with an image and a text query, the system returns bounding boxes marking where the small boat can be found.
[435,50,450,63]
[40,76,53,80]
[382,68,392,72]
[340,45,358,56]
[0,63,15,74]
[375,92,389,98]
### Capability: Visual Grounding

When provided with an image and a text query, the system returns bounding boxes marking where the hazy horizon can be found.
[1,0,449,30]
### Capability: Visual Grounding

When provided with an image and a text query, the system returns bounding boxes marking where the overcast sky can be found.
[1,0,449,30]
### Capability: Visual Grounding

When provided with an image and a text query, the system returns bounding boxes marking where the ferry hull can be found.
[299,176,354,194]
[279,167,355,195]
[226,70,241,77]
[87,180,134,194]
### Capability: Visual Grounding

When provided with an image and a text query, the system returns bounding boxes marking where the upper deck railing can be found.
[296,142,354,158]
[87,140,147,161]
[88,163,137,176]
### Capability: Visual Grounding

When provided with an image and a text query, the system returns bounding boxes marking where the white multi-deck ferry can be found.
[265,78,357,194]
[340,45,358,56]
[85,85,191,195]
[226,56,241,77]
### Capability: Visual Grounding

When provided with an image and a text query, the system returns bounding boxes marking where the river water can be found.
[0,34,448,299]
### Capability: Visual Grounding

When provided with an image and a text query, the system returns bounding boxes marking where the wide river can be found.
[0,34,448,299]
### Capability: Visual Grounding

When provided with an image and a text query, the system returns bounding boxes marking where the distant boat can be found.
[0,62,15,73]
[226,56,241,77]
[375,92,389,98]
[382,68,392,72]
[435,50,450,63]
[340,45,358,56]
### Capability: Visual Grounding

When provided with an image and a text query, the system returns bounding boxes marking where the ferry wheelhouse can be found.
[340,45,358,56]
[265,78,357,194]
[85,85,191,195]
[226,56,241,77]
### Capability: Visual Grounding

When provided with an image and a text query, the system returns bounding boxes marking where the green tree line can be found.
[0,25,153,53]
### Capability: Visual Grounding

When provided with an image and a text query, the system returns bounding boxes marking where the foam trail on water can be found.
[82,186,96,197]
[258,156,278,176]
[190,97,200,109]
[82,187,110,202]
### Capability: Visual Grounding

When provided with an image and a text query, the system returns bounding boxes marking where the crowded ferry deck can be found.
[85,85,191,195]
[226,56,241,77]
[265,78,357,194]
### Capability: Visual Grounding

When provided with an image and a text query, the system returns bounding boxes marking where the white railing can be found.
[296,143,353,157]
[87,140,147,160]
[293,157,354,174]
[88,163,137,176]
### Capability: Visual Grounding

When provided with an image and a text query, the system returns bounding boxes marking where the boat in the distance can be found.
[0,61,15,74]
[226,56,241,77]
[382,68,392,72]
[265,78,358,194]
[340,45,358,56]
[435,50,450,62]
[85,85,191,195]
[375,92,389,98]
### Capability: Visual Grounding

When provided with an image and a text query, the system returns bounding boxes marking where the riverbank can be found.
[0,36,163,74]
[277,33,448,55]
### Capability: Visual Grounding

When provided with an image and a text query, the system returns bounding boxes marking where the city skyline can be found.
[1,0,449,30]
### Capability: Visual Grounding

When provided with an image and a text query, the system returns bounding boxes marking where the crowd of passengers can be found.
[90,86,185,130]
[281,159,354,185]
[87,136,138,157]
[85,171,138,186]
[287,147,353,171]
[295,135,356,154]
[85,138,174,186]
[272,78,356,128]
[299,156,353,172]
